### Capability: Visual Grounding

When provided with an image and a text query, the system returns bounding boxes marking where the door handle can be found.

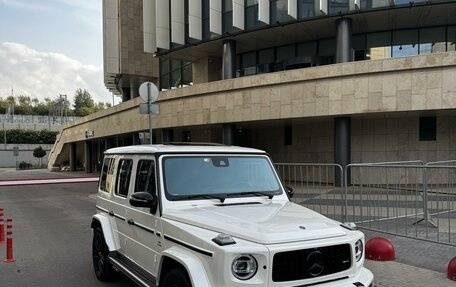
[127,219,135,225]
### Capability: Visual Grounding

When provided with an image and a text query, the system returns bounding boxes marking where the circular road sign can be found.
[139,81,159,103]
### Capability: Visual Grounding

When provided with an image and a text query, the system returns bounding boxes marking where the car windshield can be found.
[163,155,282,201]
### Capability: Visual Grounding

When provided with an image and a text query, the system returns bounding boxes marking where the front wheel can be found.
[92,227,115,281]
[161,268,192,287]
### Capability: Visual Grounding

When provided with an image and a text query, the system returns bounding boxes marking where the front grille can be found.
[272,244,351,282]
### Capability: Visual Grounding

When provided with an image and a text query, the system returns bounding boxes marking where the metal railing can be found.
[275,163,344,222]
[276,161,456,247]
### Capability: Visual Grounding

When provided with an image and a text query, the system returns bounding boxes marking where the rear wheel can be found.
[161,268,192,287]
[92,227,115,281]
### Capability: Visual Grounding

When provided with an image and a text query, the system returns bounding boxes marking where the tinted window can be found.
[99,158,112,192]
[135,160,156,194]
[163,156,281,200]
[116,159,133,197]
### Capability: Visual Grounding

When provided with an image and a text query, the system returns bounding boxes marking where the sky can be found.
[0,0,116,105]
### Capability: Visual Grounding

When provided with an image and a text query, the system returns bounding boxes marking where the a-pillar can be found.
[69,143,77,172]
[334,18,353,186]
[84,141,93,173]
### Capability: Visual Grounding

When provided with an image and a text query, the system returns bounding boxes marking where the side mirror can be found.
[285,186,294,199]
[130,192,158,213]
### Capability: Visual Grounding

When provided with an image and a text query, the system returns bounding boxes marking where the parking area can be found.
[0,168,454,286]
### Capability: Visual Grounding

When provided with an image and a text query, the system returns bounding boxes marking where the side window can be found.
[135,160,156,195]
[99,158,112,192]
[115,159,133,197]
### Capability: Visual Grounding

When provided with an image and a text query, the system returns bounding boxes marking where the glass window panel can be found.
[366,31,391,60]
[242,51,257,68]
[353,34,366,61]
[171,68,182,87]
[116,159,133,197]
[271,0,293,24]
[329,0,349,15]
[258,48,275,64]
[160,75,170,90]
[420,27,446,54]
[366,0,390,8]
[353,34,366,51]
[135,160,156,194]
[297,42,317,57]
[224,0,233,11]
[171,59,182,71]
[223,0,233,34]
[202,0,210,40]
[182,63,193,86]
[448,26,456,52]
[318,38,336,57]
[276,45,295,62]
[395,0,426,5]
[298,0,315,19]
[160,58,170,74]
[392,29,418,58]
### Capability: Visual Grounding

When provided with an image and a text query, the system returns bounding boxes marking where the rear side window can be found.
[135,160,156,194]
[115,159,133,197]
[99,158,113,192]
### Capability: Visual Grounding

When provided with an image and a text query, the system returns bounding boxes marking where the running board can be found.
[109,255,157,287]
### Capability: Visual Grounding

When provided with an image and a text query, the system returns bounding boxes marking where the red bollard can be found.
[0,208,5,244]
[4,218,15,263]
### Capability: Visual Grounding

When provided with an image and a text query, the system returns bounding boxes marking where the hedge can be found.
[0,129,59,144]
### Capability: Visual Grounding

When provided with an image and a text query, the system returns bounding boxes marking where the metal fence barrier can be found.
[275,161,456,247]
[275,163,344,222]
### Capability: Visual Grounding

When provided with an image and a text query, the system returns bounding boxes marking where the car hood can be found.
[163,201,346,244]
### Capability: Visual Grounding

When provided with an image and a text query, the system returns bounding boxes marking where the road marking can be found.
[0,177,99,186]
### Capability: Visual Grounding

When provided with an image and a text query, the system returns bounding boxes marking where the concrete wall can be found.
[0,144,53,168]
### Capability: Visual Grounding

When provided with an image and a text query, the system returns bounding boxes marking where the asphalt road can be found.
[0,180,136,287]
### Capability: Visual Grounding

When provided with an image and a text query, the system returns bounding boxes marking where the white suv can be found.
[92,144,373,287]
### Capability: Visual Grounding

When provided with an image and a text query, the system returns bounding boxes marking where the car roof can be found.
[104,144,267,155]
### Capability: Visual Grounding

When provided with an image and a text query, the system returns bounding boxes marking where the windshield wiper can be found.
[181,194,226,203]
[227,191,274,199]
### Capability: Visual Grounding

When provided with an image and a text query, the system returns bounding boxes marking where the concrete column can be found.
[223,124,235,145]
[84,141,93,173]
[335,18,353,63]
[69,143,76,172]
[334,117,351,186]
[122,87,131,102]
[222,40,236,79]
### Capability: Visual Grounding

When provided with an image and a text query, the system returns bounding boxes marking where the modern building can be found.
[48,0,456,173]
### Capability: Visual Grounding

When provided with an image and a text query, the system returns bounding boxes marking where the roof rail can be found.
[164,142,226,146]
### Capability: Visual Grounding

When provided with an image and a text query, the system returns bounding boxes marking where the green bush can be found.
[18,161,33,170]
[0,129,58,144]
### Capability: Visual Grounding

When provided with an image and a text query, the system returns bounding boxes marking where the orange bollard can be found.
[4,218,15,263]
[0,209,5,244]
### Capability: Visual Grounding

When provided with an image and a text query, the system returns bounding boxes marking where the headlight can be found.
[355,239,364,262]
[231,254,258,280]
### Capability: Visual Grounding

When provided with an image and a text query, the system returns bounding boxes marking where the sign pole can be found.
[148,82,153,144]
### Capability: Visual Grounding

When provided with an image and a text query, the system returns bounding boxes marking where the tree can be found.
[73,89,95,117]
[33,146,47,167]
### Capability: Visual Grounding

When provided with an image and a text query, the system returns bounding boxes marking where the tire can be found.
[161,268,192,287]
[92,227,115,281]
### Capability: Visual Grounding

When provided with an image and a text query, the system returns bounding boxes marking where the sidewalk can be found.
[363,230,456,287]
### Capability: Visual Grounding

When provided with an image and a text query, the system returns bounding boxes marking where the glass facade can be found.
[159,58,193,90]
[159,1,456,87]
[235,25,456,77]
